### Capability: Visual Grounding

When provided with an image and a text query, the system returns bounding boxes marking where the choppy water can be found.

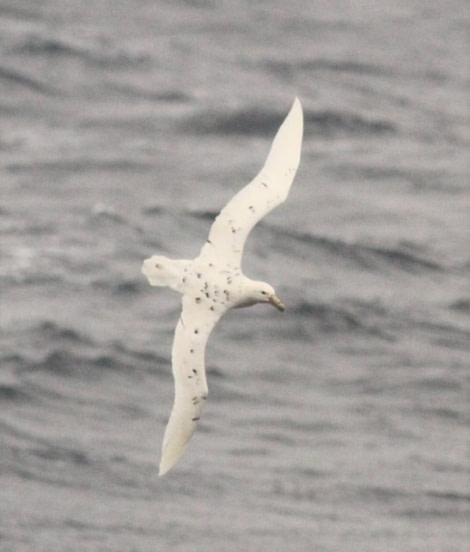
[1,1,469,551]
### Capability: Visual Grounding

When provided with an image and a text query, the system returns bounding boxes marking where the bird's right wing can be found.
[199,97,303,268]
[158,295,225,476]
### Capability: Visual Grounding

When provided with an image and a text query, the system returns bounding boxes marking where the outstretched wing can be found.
[158,295,225,476]
[199,97,303,268]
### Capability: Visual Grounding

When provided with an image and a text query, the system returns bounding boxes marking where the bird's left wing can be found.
[158,295,225,475]
[199,97,303,268]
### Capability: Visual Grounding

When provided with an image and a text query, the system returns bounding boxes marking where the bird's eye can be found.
[261,291,267,295]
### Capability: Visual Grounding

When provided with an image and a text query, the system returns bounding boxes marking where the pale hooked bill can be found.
[142,98,303,475]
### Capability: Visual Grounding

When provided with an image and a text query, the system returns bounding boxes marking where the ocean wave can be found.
[13,319,168,375]
[269,225,445,274]
[141,205,166,217]
[6,157,152,174]
[1,422,98,488]
[449,298,470,314]
[305,109,395,136]
[0,353,46,405]
[184,105,395,137]
[289,298,394,340]
[15,35,87,59]
[25,349,115,379]
[105,83,191,103]
[0,382,31,403]
[360,242,444,272]
[1,349,161,413]
[33,320,93,347]
[30,444,91,466]
[184,106,292,136]
[263,58,392,77]
[414,318,470,352]
[0,65,59,96]
[13,34,150,69]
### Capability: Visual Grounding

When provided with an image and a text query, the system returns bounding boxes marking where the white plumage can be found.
[142,97,303,475]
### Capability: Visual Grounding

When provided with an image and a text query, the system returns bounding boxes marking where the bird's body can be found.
[142,98,303,475]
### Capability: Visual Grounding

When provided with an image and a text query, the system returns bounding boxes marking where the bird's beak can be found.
[269,294,285,312]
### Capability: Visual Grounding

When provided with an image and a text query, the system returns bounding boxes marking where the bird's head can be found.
[254,282,285,311]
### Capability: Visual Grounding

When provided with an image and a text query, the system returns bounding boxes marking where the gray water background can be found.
[1,1,469,551]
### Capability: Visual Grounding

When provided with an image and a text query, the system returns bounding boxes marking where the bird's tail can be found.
[141,255,190,290]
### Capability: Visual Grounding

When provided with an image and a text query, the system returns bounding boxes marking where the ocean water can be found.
[1,1,469,551]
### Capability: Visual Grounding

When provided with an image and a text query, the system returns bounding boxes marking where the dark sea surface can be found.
[1,1,469,551]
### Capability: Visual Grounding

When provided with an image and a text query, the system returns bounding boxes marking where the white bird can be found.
[142,97,303,475]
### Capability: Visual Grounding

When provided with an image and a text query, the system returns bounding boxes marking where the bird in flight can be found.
[142,97,303,475]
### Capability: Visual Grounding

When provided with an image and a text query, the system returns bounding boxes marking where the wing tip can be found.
[269,96,303,171]
[158,462,172,477]
[289,96,303,128]
[291,96,303,115]
[158,448,184,476]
